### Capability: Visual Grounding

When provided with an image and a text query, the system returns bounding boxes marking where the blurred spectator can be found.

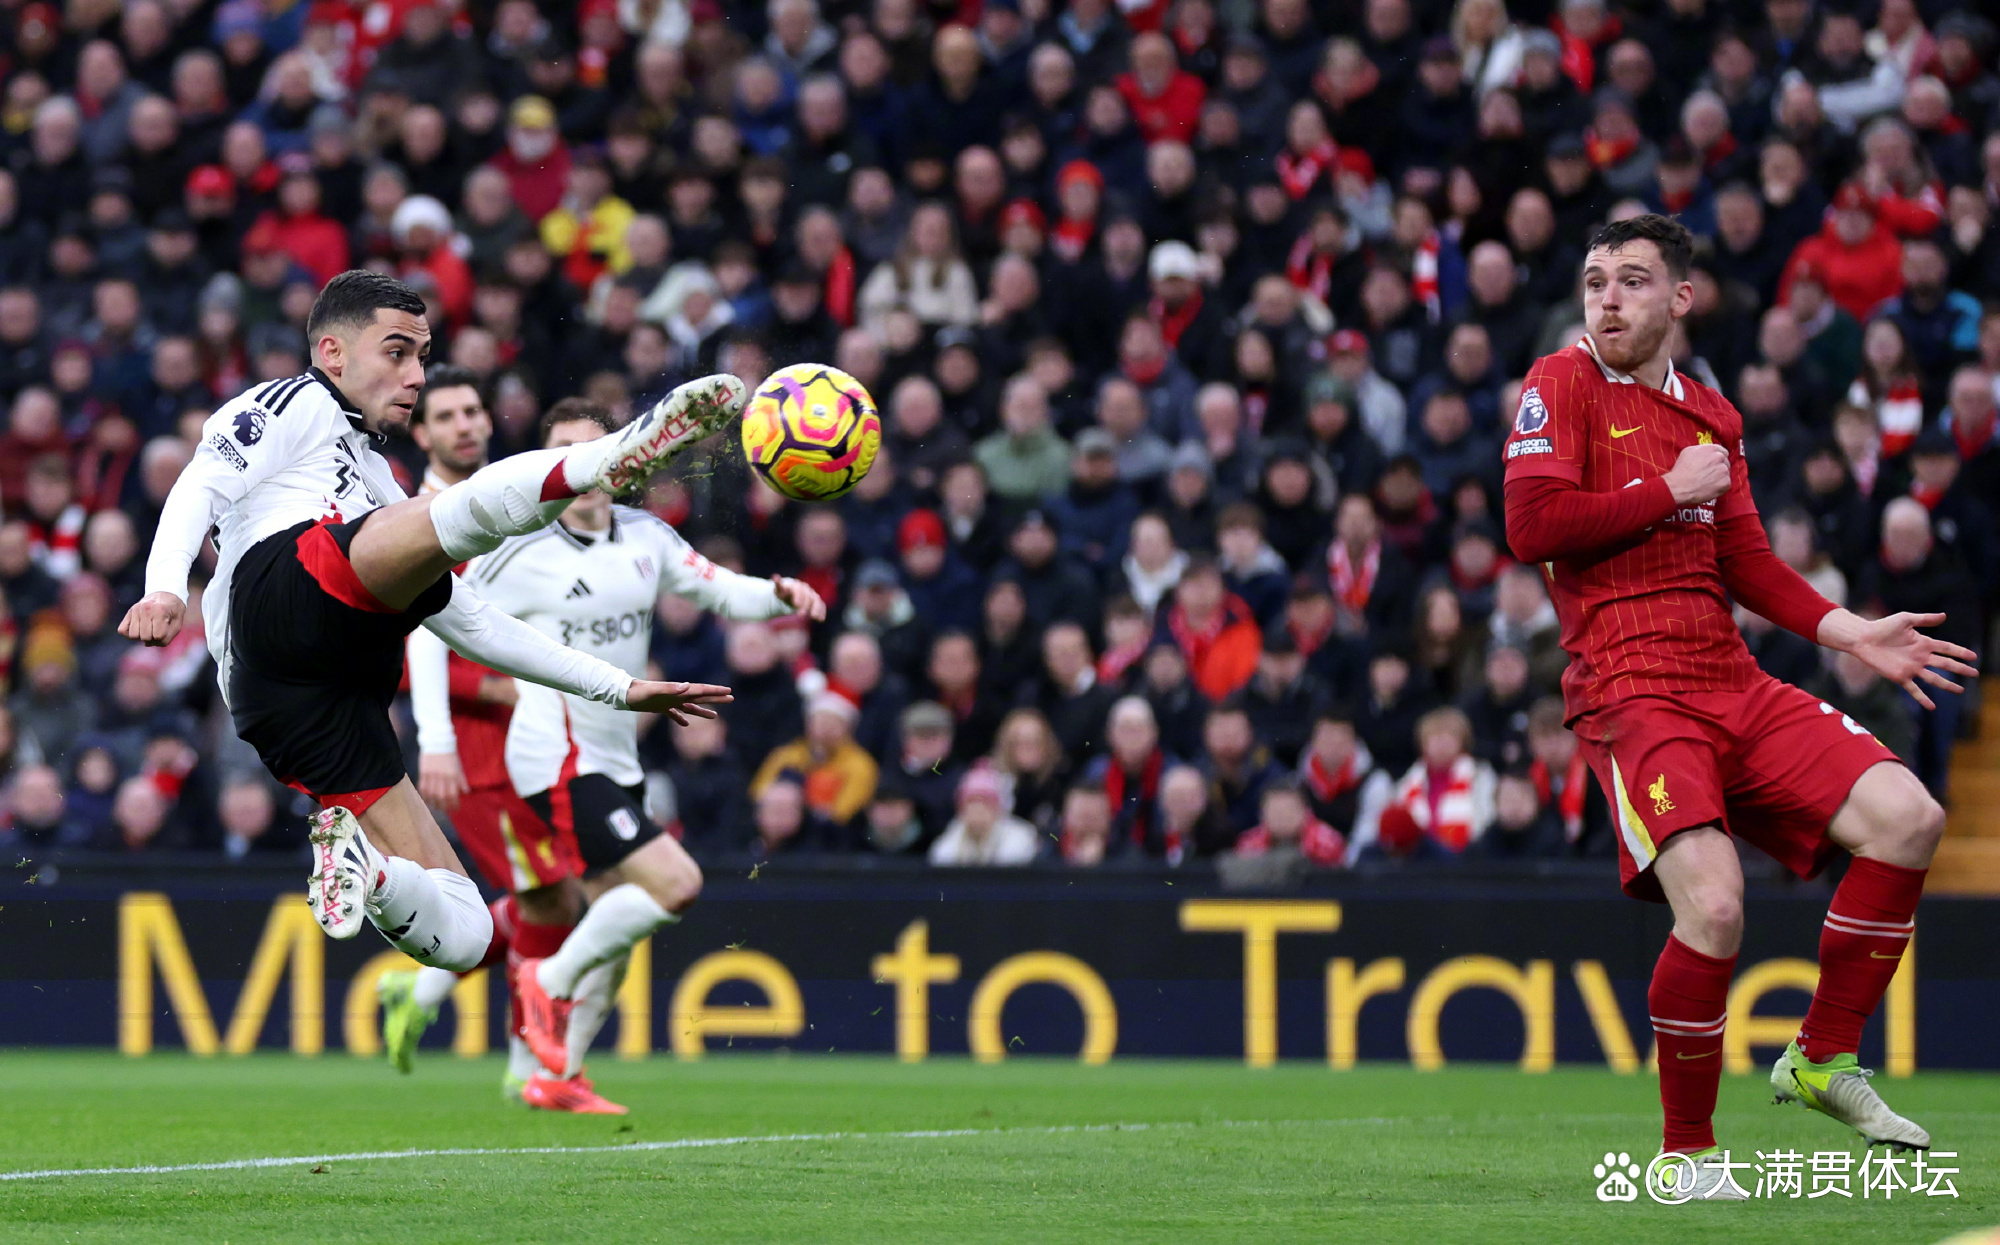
[752,690,880,831]
[665,715,748,857]
[1375,705,1494,855]
[2,762,88,849]
[1235,777,1346,866]
[1057,780,1114,866]
[1477,770,1566,858]
[1862,497,1981,796]
[216,774,277,860]
[928,763,1039,865]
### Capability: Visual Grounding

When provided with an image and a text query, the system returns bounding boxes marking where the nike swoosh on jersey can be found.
[1610,426,1641,438]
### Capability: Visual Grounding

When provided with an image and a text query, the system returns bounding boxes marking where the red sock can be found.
[539,461,578,501]
[1650,933,1735,1153]
[1798,857,1924,1063]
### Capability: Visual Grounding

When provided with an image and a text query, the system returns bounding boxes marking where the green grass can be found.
[0,1053,1992,1243]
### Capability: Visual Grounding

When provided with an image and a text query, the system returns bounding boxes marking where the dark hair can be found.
[1585,214,1694,280]
[305,269,426,341]
[415,363,484,425]
[539,396,616,444]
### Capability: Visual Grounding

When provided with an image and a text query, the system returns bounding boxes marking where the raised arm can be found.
[424,579,733,725]
[124,405,307,645]
[645,513,826,621]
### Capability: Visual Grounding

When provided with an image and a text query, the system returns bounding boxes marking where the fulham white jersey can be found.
[144,370,405,677]
[461,507,790,794]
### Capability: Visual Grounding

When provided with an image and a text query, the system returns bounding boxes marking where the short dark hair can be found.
[1585,214,1695,280]
[306,269,426,341]
[539,396,616,444]
[415,363,484,425]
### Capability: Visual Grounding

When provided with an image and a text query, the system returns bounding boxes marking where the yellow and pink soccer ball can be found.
[740,363,880,502]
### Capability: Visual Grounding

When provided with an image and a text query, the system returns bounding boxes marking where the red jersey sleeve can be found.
[1503,354,1589,485]
[1713,439,1838,641]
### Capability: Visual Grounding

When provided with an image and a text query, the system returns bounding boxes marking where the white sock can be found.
[428,448,577,562]
[563,956,626,1078]
[369,861,493,972]
[536,884,673,998]
[508,1034,542,1084]
[413,964,458,1012]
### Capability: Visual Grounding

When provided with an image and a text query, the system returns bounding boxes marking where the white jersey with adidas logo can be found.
[459,507,790,795]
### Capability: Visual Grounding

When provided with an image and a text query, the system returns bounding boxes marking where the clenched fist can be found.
[1663,443,1731,506]
[118,591,187,647]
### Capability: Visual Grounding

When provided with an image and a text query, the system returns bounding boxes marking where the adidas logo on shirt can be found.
[564,579,593,599]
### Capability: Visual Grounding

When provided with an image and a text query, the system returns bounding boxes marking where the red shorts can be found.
[1571,675,1901,903]
[451,784,581,893]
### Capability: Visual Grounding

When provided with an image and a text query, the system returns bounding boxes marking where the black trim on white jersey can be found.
[309,366,375,437]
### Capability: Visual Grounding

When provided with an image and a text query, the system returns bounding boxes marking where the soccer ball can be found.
[740,363,881,502]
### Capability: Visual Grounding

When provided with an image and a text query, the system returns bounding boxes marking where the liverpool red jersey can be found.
[1502,338,1769,718]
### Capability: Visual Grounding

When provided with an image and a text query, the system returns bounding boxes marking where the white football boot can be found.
[1772,1040,1931,1150]
[306,806,386,940]
[570,373,748,496]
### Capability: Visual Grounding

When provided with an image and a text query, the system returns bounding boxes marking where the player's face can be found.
[546,417,612,526]
[335,309,431,434]
[1580,241,1691,373]
[413,384,491,474]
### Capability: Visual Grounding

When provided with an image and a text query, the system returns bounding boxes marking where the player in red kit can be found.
[1502,215,1976,1198]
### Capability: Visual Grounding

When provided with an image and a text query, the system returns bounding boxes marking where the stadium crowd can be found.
[0,0,1997,875]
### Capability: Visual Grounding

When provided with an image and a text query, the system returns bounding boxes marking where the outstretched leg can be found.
[342,375,748,609]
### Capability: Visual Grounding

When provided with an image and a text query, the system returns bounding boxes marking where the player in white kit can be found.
[402,398,824,1110]
[121,271,749,973]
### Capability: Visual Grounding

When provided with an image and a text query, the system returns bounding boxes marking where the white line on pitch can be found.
[0,1118,1401,1182]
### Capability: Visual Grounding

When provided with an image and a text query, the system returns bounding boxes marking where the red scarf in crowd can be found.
[1877,378,1924,457]
[1104,749,1164,847]
[1530,751,1588,842]
[1584,127,1637,171]
[1327,539,1380,616]
[1288,609,1336,656]
[1051,217,1096,264]
[1953,416,1996,463]
[1123,350,1168,387]
[1236,817,1346,866]
[1285,233,1352,305]
[1097,636,1149,685]
[824,246,857,328]
[1700,131,1738,173]
[1150,290,1204,348]
[1304,750,1364,805]
[1277,139,1339,200]
[1410,229,1441,321]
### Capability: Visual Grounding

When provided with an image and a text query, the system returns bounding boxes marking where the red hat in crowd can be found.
[898,508,947,553]
[186,165,233,198]
[1327,328,1370,356]
[1000,199,1046,232]
[1056,160,1104,192]
[1831,182,1877,215]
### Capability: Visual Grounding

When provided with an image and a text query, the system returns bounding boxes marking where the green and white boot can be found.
[501,1035,540,1104]
[1647,1146,1751,1201]
[377,970,436,1075]
[1771,1040,1930,1150]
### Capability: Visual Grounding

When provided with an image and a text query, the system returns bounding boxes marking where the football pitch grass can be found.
[0,1053,1993,1243]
